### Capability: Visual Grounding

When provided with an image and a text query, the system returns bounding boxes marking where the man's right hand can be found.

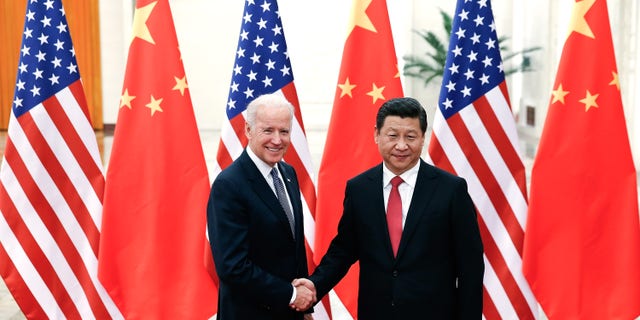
[290,278,316,311]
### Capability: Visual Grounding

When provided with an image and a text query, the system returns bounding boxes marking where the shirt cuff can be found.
[289,284,297,304]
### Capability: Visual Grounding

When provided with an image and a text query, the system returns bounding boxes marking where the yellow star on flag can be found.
[366,83,385,104]
[579,90,599,112]
[609,71,620,90]
[146,95,164,116]
[338,78,357,98]
[567,0,595,39]
[173,76,188,96]
[551,83,569,104]
[347,0,376,36]
[131,1,157,45]
[120,89,136,109]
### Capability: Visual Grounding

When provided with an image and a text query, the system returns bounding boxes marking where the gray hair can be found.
[245,93,295,127]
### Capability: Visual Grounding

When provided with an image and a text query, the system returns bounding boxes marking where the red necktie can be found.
[387,176,403,257]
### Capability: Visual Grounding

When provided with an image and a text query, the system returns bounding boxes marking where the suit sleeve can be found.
[451,178,485,319]
[207,175,293,307]
[309,181,360,299]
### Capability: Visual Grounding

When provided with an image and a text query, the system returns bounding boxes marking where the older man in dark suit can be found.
[207,93,315,320]
[297,97,484,319]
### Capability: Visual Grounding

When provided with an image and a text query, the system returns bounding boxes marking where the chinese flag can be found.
[97,0,217,318]
[522,0,640,319]
[314,0,403,317]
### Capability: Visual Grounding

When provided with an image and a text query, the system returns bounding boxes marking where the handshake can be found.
[290,278,316,313]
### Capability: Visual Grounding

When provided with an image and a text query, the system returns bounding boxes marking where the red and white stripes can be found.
[0,81,121,319]
[428,83,537,319]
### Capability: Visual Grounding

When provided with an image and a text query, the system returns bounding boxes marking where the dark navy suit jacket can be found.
[310,160,484,319]
[207,150,309,320]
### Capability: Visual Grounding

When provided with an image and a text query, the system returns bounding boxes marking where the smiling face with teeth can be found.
[245,94,294,167]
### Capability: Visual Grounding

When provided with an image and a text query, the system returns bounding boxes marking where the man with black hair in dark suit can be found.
[296,97,484,319]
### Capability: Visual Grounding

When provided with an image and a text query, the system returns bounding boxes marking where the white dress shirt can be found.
[382,161,420,229]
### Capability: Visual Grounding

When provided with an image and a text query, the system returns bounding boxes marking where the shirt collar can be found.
[382,160,420,188]
[246,147,278,179]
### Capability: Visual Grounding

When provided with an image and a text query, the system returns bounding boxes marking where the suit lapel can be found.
[363,165,396,258]
[396,160,440,258]
[239,152,295,238]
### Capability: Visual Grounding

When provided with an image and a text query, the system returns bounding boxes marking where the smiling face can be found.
[374,115,425,176]
[245,103,292,167]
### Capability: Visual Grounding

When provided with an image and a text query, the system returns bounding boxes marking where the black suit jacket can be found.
[310,160,484,319]
[207,150,309,320]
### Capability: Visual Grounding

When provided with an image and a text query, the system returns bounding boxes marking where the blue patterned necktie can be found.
[271,168,295,238]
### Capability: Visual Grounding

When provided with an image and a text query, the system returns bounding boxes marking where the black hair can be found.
[375,97,428,133]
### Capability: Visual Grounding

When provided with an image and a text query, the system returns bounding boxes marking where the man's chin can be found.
[267,155,284,165]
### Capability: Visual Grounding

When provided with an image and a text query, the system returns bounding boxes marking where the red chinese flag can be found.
[522,1,640,319]
[314,0,403,317]
[97,0,217,318]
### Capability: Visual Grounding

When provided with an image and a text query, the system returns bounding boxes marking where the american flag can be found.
[212,0,330,318]
[427,0,537,318]
[0,0,121,318]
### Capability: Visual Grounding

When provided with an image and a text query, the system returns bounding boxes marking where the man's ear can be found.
[374,126,379,144]
[245,122,251,139]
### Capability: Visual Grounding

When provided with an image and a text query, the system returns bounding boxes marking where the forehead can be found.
[253,106,292,128]
[380,115,421,131]
[255,105,291,120]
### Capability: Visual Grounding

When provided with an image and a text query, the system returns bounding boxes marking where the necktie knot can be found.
[391,176,403,188]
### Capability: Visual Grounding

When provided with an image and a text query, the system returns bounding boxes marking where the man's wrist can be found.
[289,284,297,304]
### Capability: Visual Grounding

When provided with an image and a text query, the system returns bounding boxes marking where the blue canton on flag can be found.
[13,0,79,117]
[226,0,294,119]
[438,0,504,119]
